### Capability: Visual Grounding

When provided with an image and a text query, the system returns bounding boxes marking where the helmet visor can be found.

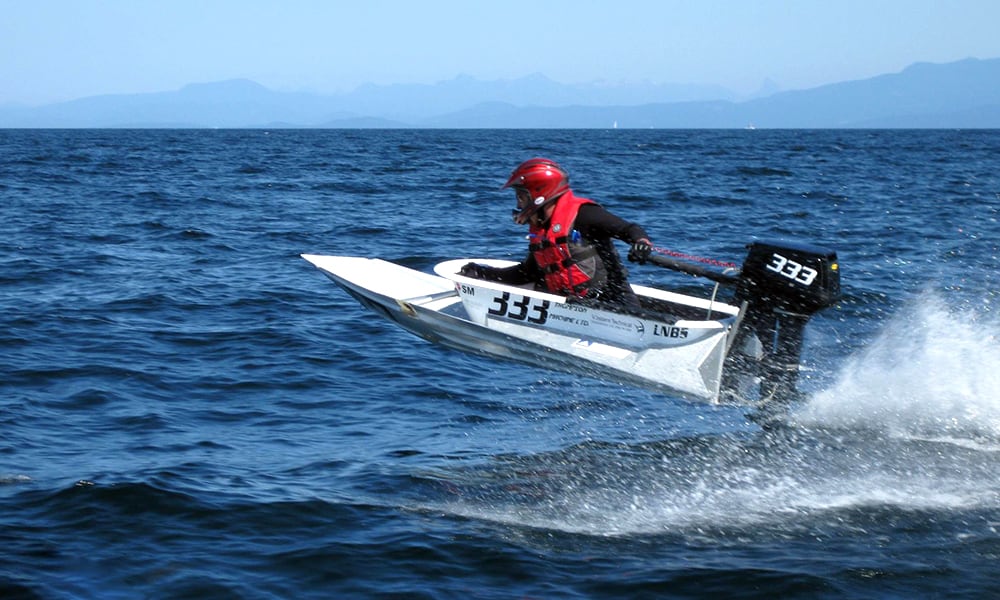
[511,186,535,223]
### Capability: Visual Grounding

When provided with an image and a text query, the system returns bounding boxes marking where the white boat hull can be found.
[302,255,743,402]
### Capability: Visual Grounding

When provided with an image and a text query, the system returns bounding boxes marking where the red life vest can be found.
[529,192,600,297]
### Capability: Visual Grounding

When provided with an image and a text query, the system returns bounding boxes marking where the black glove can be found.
[627,239,653,264]
[459,262,485,279]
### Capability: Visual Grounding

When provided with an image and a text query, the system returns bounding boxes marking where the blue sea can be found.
[2,128,999,599]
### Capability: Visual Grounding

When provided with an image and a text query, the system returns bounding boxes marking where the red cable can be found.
[652,246,739,269]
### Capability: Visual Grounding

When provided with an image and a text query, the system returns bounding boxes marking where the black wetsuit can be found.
[476,203,649,308]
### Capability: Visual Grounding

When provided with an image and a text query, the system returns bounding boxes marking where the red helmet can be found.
[502,158,570,224]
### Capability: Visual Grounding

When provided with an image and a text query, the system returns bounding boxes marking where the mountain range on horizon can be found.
[3,57,1000,128]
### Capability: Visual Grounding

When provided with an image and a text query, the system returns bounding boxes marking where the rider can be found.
[460,157,653,310]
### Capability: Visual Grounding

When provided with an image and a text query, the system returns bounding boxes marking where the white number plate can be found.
[765,253,818,286]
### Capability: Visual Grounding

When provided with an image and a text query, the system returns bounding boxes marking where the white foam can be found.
[793,292,1000,446]
[432,460,991,537]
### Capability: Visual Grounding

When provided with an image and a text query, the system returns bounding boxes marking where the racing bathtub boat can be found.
[302,240,840,404]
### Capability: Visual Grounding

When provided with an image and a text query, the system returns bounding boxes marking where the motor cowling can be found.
[725,240,841,406]
[736,240,841,316]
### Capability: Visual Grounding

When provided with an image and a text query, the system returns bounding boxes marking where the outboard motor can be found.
[725,240,841,403]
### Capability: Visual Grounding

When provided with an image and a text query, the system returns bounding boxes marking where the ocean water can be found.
[2,128,999,599]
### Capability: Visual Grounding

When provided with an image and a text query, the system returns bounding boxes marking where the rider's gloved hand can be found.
[627,239,653,264]
[459,262,485,278]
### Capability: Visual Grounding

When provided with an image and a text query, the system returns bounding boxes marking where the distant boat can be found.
[613,120,618,129]
[745,122,757,130]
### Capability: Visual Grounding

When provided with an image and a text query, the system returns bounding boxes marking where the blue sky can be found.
[3,0,1000,106]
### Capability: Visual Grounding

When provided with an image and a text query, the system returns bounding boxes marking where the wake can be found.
[421,293,1000,537]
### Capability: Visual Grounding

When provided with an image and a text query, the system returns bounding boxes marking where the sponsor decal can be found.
[653,324,689,339]
[589,312,636,332]
[549,312,589,326]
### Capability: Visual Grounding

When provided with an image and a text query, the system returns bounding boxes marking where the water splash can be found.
[425,294,1000,537]
[793,292,1000,447]
[427,426,997,537]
